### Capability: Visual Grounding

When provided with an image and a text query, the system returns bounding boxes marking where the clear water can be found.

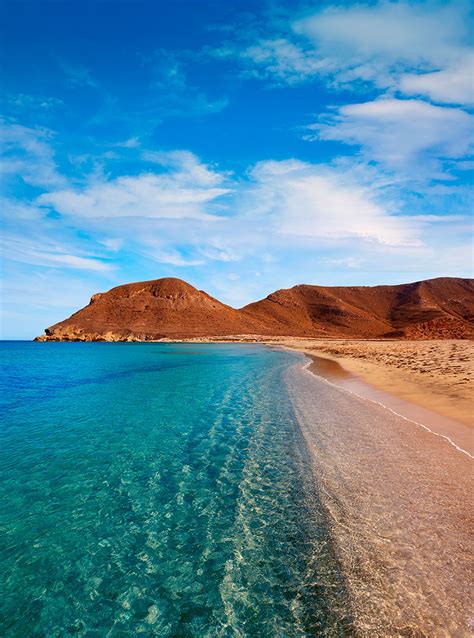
[0,342,350,637]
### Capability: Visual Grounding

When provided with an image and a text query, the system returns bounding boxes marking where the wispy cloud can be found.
[1,93,64,111]
[245,158,422,246]
[308,98,473,175]
[399,51,474,106]
[113,137,140,149]
[198,243,240,262]
[0,120,66,188]
[38,150,231,220]
[142,48,229,118]
[239,38,324,85]
[99,238,124,252]
[0,267,115,339]
[146,247,205,267]
[232,0,473,103]
[1,233,113,271]
[59,61,99,88]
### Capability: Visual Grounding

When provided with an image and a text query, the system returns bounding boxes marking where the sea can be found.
[0,342,350,637]
[1,342,472,637]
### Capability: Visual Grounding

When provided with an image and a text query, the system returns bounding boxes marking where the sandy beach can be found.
[275,339,473,426]
[187,337,473,426]
[281,342,474,633]
[286,361,474,636]
[185,336,473,454]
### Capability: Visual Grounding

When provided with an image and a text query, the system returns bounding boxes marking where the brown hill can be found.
[36,278,265,341]
[36,276,474,341]
[243,278,474,339]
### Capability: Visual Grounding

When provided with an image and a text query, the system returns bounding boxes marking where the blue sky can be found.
[1,0,473,338]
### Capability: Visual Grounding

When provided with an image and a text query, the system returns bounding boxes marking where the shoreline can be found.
[285,359,474,634]
[159,335,473,456]
[271,338,473,457]
[300,354,473,458]
[167,336,471,435]
[33,336,473,454]
[276,339,473,422]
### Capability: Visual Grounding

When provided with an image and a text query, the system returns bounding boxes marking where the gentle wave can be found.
[301,359,474,459]
[287,360,473,636]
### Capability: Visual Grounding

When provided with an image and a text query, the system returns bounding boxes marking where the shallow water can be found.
[1,343,472,637]
[287,362,473,637]
[0,342,350,637]
[308,354,474,456]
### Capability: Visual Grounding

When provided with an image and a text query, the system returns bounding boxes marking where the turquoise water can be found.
[0,342,350,637]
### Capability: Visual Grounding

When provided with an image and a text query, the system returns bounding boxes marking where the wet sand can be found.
[184,337,473,452]
[305,353,474,457]
[277,339,473,429]
[286,361,474,636]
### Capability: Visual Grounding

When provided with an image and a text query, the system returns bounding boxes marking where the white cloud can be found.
[131,233,206,266]
[246,159,421,246]
[152,250,205,267]
[99,238,124,252]
[2,93,64,110]
[241,38,323,84]
[38,151,230,220]
[294,1,468,82]
[114,136,140,148]
[455,160,474,171]
[0,198,45,220]
[0,120,66,187]
[237,1,473,104]
[198,244,240,262]
[1,234,112,271]
[141,150,225,187]
[225,2,473,185]
[309,98,473,173]
[399,52,474,105]
[325,257,364,269]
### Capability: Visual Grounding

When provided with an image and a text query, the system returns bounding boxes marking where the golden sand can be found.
[272,339,473,428]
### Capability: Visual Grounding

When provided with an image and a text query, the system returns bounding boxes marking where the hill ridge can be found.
[36,276,474,341]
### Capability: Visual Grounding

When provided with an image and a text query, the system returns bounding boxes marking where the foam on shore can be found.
[303,357,474,459]
[286,359,474,635]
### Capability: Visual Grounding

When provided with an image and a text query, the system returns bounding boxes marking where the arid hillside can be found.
[36,277,474,341]
[243,278,474,339]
